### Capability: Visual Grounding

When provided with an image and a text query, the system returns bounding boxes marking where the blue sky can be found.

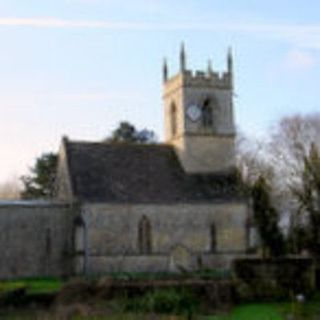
[1,0,320,183]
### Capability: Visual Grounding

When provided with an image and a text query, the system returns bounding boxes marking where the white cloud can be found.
[284,49,316,71]
[1,17,320,49]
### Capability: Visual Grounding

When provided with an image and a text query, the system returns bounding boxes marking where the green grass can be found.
[122,288,199,314]
[0,314,185,320]
[1,301,320,320]
[207,298,320,320]
[72,316,184,320]
[0,278,318,320]
[0,277,63,294]
[208,304,285,320]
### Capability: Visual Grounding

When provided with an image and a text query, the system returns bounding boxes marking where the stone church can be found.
[0,46,249,279]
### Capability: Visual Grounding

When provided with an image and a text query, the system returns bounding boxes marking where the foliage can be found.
[20,153,58,199]
[291,143,320,255]
[267,113,320,254]
[237,114,320,255]
[251,177,285,257]
[107,121,157,144]
[123,288,199,315]
[20,121,156,199]
[192,269,231,280]
[286,225,309,254]
[236,133,274,189]
[208,295,320,320]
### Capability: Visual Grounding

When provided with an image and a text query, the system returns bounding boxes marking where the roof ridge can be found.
[67,140,172,148]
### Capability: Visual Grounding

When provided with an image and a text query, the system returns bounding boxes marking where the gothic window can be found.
[202,99,213,128]
[170,103,177,136]
[210,223,217,253]
[138,215,152,254]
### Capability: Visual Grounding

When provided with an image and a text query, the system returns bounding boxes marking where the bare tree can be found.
[267,113,320,253]
[268,114,320,192]
[236,133,284,255]
[236,133,274,188]
[0,176,21,200]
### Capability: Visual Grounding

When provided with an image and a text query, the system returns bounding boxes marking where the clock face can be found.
[186,104,201,122]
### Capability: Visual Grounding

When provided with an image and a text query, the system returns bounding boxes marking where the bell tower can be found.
[163,44,236,174]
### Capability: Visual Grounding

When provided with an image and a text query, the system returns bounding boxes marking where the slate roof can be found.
[65,141,243,203]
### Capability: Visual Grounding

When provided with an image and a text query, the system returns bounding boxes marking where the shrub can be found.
[123,288,199,315]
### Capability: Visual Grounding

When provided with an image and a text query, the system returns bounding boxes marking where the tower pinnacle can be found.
[227,47,233,74]
[163,58,168,82]
[207,59,213,75]
[227,47,233,88]
[180,42,186,72]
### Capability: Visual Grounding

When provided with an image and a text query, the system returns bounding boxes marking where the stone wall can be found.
[0,200,248,278]
[173,135,235,174]
[82,201,248,274]
[163,66,236,174]
[0,201,73,279]
[55,137,74,201]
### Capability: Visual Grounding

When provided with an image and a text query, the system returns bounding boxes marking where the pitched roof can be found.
[64,141,243,203]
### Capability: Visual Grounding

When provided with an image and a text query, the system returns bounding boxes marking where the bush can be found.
[193,269,231,280]
[123,288,199,315]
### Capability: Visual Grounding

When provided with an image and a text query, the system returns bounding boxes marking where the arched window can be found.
[170,103,177,136]
[138,215,152,254]
[202,99,213,128]
[210,223,217,253]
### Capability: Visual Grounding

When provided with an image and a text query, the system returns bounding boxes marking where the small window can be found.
[138,216,152,254]
[202,99,213,128]
[170,103,177,136]
[210,223,217,253]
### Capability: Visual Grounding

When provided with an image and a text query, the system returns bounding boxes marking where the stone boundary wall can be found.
[87,253,250,274]
[0,201,73,279]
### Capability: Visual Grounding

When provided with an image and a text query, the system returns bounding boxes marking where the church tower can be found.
[163,44,236,174]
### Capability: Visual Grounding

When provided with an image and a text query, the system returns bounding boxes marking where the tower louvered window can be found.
[202,99,213,128]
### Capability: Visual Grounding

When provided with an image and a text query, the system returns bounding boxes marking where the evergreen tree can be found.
[251,176,285,257]
[107,121,157,143]
[21,153,57,199]
[21,122,156,199]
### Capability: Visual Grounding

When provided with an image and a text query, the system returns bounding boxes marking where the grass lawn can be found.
[208,304,286,320]
[0,302,320,320]
[207,299,320,320]
[0,278,319,320]
[0,277,63,294]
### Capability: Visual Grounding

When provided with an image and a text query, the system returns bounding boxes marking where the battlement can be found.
[182,69,232,88]
[163,69,232,97]
[163,43,233,93]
